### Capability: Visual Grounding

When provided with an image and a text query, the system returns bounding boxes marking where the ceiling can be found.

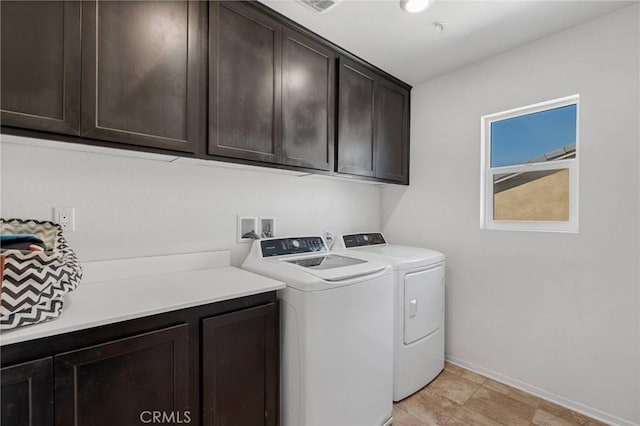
[260,0,635,85]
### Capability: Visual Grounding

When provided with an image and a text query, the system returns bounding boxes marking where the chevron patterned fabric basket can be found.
[0,218,82,330]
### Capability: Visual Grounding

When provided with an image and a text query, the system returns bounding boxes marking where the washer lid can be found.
[272,251,387,283]
[284,254,365,270]
[242,237,390,291]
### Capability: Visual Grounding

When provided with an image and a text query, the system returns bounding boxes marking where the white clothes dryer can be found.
[333,233,445,401]
[242,236,394,426]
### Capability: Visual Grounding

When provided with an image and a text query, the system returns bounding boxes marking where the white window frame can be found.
[480,95,579,233]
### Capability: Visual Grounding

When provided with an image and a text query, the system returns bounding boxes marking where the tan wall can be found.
[493,169,569,221]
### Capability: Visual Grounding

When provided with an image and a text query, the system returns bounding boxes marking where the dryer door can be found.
[404,265,444,345]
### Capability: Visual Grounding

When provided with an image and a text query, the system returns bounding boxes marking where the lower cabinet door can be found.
[202,302,278,426]
[54,324,191,426]
[1,357,53,426]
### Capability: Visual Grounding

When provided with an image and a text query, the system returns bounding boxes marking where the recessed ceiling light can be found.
[400,0,432,14]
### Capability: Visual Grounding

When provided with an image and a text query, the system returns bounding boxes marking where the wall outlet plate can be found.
[53,207,75,232]
[259,217,276,238]
[237,216,258,243]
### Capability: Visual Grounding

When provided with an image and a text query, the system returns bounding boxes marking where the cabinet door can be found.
[1,357,53,426]
[202,302,278,426]
[0,1,81,135]
[81,1,202,153]
[282,28,335,171]
[374,78,410,184]
[209,2,282,163]
[337,57,376,177]
[54,324,190,426]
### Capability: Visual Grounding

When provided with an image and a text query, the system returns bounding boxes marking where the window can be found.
[480,95,579,232]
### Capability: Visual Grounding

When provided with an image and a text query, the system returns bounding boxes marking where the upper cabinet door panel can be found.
[209,2,282,163]
[375,79,409,183]
[281,28,335,171]
[81,1,202,153]
[337,58,376,177]
[0,1,80,135]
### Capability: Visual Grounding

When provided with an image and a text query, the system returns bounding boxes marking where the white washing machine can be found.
[242,236,394,426]
[333,232,445,401]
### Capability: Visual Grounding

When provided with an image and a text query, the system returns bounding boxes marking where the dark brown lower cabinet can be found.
[0,292,279,426]
[54,324,190,426]
[202,303,278,426]
[1,357,53,426]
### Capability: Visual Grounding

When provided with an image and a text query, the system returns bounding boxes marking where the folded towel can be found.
[1,234,46,251]
[1,234,40,242]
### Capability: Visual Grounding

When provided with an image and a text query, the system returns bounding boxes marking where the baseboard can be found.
[445,354,638,426]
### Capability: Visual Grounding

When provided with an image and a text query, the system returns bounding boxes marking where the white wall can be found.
[1,138,381,266]
[382,5,639,425]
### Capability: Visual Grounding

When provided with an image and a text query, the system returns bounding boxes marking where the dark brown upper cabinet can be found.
[0,1,81,136]
[337,57,410,184]
[209,1,282,163]
[1,357,53,426]
[281,28,335,171]
[337,57,376,178]
[209,3,335,171]
[54,324,190,426]
[375,78,410,184]
[0,1,410,183]
[80,1,203,153]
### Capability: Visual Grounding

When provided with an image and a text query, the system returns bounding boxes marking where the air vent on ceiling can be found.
[296,0,343,13]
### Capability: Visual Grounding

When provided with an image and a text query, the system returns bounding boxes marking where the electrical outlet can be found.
[53,207,75,232]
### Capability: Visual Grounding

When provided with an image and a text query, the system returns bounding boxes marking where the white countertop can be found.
[0,251,285,346]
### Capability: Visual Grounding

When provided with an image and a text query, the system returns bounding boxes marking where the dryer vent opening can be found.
[296,0,343,13]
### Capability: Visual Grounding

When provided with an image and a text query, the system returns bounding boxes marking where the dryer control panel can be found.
[342,233,387,248]
[261,237,327,257]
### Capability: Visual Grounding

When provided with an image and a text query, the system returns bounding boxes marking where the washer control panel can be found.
[342,233,386,248]
[261,237,326,257]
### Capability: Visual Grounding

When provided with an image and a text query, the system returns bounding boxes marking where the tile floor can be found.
[392,362,607,426]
